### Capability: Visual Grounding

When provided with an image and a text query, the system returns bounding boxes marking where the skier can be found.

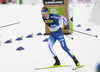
[41,7,80,67]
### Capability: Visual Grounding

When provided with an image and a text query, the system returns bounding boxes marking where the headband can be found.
[41,9,48,12]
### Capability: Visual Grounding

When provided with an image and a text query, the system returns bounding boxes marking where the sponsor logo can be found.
[51,16,53,18]
[43,0,64,5]
[62,42,64,46]
[45,20,54,23]
[58,35,63,38]
[58,16,61,19]
[59,39,64,41]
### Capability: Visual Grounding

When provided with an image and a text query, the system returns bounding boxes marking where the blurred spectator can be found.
[19,0,22,4]
[97,63,100,72]
[1,0,6,4]
[8,0,11,2]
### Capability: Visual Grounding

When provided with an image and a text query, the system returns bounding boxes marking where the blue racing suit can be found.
[42,14,74,58]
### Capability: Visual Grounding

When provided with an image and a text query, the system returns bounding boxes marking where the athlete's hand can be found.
[64,25,69,29]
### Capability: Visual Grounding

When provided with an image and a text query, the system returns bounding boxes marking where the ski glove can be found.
[64,25,69,29]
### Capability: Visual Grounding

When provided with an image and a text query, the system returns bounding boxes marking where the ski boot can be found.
[73,56,80,66]
[53,56,60,66]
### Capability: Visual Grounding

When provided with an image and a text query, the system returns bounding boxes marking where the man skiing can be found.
[41,7,80,67]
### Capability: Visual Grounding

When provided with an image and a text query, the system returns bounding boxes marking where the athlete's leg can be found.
[57,35,74,58]
[48,35,60,65]
[57,35,80,66]
[48,35,56,57]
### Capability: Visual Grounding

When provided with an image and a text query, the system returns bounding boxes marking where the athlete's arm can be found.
[60,16,68,26]
[53,14,68,25]
[53,14,69,29]
[60,16,69,29]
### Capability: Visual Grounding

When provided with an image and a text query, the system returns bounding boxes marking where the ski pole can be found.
[66,35,74,40]
[0,22,20,28]
[68,28,97,38]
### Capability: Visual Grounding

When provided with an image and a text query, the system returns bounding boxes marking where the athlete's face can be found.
[41,12,49,18]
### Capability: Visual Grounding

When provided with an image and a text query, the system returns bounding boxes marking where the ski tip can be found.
[72,65,84,70]
[34,68,39,70]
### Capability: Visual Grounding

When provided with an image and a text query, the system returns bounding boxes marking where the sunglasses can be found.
[41,12,46,15]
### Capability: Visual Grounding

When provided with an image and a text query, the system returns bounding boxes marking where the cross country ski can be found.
[35,65,71,70]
